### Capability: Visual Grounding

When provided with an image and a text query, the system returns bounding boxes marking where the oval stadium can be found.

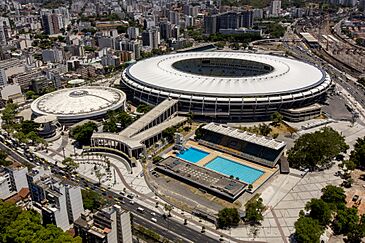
[31,86,126,123]
[121,52,332,121]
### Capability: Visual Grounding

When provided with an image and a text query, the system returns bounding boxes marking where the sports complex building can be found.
[31,86,126,124]
[121,52,332,121]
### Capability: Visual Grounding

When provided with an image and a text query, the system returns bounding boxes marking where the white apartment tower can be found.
[0,163,28,199]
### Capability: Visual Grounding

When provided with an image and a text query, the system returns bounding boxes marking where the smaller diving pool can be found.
[177,147,209,164]
[204,157,264,184]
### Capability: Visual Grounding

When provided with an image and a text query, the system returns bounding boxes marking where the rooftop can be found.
[125,52,327,97]
[156,156,247,201]
[202,123,286,150]
[31,86,126,120]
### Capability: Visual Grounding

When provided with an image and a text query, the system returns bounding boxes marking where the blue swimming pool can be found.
[177,147,209,163]
[204,157,264,184]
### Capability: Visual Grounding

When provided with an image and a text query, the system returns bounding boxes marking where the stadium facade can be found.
[121,52,332,121]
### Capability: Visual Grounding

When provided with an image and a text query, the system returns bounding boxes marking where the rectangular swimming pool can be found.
[177,147,209,164]
[204,157,264,184]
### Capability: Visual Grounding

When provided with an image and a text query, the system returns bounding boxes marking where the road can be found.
[0,139,220,243]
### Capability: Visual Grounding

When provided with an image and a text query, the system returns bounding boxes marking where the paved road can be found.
[79,176,219,243]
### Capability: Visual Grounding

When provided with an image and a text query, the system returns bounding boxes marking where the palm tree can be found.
[95,169,105,185]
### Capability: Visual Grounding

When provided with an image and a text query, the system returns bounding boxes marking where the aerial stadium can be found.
[31,86,126,124]
[121,52,332,121]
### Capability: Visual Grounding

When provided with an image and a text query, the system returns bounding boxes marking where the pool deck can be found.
[167,140,278,190]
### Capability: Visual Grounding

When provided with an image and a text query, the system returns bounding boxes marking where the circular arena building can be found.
[121,52,332,121]
[31,86,126,123]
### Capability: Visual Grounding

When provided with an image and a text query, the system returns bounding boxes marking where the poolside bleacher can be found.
[198,123,286,168]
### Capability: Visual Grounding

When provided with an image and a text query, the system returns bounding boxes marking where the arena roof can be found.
[125,52,328,97]
[31,87,126,121]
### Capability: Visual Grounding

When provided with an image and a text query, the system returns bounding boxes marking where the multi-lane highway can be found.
[78,176,220,243]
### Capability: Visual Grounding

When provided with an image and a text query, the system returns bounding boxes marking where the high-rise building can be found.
[159,21,172,41]
[204,15,217,34]
[0,23,6,46]
[42,48,64,63]
[0,163,28,199]
[240,10,253,28]
[149,27,160,49]
[41,13,61,35]
[127,27,139,40]
[270,0,281,17]
[169,11,179,25]
[204,11,254,34]
[27,167,84,231]
[142,31,150,47]
[253,9,264,20]
[98,36,116,49]
[74,205,132,243]
[0,17,10,46]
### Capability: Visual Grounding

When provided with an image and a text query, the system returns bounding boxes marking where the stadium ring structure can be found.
[31,86,126,124]
[121,52,332,121]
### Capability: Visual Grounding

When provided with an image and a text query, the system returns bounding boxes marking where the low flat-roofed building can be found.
[156,156,247,201]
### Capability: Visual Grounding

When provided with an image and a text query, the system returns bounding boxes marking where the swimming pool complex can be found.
[204,156,264,184]
[177,147,209,163]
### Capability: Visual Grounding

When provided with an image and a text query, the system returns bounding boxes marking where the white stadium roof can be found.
[126,52,327,97]
[31,86,126,121]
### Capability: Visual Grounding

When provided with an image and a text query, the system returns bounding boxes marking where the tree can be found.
[21,120,39,135]
[320,185,346,211]
[194,124,207,140]
[349,137,365,168]
[0,200,22,235]
[164,204,173,217]
[162,127,176,142]
[25,90,36,100]
[81,190,106,210]
[288,127,349,170]
[95,169,105,185]
[26,131,44,145]
[0,201,81,242]
[62,157,78,172]
[0,150,11,166]
[270,112,283,126]
[305,198,332,226]
[217,208,240,229]
[341,160,356,171]
[346,215,365,243]
[103,111,133,133]
[294,216,324,243]
[136,104,152,113]
[244,197,265,225]
[71,122,98,145]
[1,103,18,125]
[258,123,272,136]
[333,207,359,235]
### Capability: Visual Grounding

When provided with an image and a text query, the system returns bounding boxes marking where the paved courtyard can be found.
[222,163,343,242]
